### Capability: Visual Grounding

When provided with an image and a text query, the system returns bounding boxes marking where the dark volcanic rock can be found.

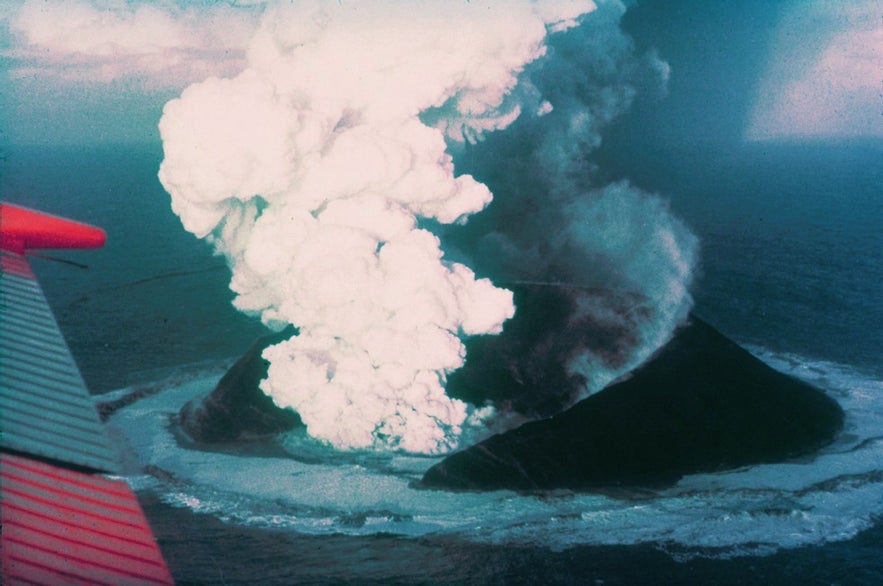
[422,316,844,491]
[445,284,652,419]
[178,327,302,442]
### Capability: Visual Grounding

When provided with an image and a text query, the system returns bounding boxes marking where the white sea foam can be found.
[106,350,883,559]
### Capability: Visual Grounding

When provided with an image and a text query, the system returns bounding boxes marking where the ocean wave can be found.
[105,350,883,559]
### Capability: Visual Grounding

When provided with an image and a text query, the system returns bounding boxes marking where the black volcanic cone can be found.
[422,315,844,491]
[178,327,302,443]
[446,283,651,419]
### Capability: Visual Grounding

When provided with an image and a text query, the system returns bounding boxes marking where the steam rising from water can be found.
[158,1,697,454]
[442,3,697,398]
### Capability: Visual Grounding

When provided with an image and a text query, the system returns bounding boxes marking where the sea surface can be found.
[1,140,881,584]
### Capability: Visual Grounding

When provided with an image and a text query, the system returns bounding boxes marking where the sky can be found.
[0,0,880,148]
[613,0,882,147]
[746,0,882,141]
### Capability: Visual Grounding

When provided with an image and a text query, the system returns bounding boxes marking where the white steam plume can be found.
[159,1,596,454]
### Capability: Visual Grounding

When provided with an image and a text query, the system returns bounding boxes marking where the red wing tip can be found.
[1,202,106,253]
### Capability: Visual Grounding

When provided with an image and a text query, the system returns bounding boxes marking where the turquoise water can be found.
[599,140,883,378]
[2,141,882,583]
[1,144,267,392]
[696,144,881,375]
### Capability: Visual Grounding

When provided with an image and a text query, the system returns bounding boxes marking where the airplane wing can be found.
[1,203,174,585]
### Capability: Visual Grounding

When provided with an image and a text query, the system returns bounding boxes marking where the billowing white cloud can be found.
[158,0,604,454]
[156,0,699,455]
[747,0,882,141]
[5,0,261,89]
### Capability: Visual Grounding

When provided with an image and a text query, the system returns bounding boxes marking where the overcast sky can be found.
[0,0,880,147]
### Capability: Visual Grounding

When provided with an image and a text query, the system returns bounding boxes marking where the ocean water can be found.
[2,140,882,584]
[1,144,267,392]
